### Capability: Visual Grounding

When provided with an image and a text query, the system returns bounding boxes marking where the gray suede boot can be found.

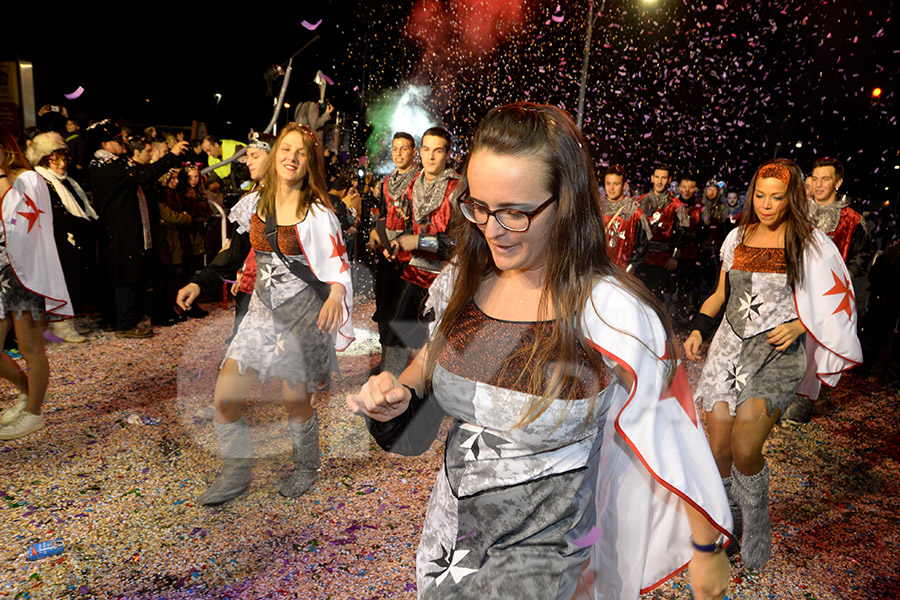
[732,463,771,569]
[382,346,412,378]
[199,418,253,506]
[723,476,742,557]
[782,395,814,424]
[279,413,320,498]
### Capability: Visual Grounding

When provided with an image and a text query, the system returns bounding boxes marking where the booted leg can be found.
[732,463,771,569]
[199,418,253,506]
[279,412,320,498]
[723,476,742,557]
[782,395,813,424]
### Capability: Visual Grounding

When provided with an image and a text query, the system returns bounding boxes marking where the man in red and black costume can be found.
[783,156,871,423]
[807,157,871,278]
[368,132,420,374]
[379,127,460,376]
[637,163,688,310]
[600,164,650,273]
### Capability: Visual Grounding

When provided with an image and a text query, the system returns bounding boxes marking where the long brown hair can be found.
[0,124,32,182]
[738,158,814,288]
[256,123,331,220]
[424,103,677,427]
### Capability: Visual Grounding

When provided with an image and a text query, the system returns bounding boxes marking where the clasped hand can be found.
[345,372,411,422]
[767,320,806,351]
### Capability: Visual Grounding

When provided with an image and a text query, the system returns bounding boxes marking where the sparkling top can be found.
[249,213,303,256]
[438,300,609,399]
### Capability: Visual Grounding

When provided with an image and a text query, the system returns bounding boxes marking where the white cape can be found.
[795,229,863,399]
[575,278,731,599]
[1,171,72,320]
[293,203,355,351]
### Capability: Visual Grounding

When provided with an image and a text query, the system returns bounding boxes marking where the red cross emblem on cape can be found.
[329,234,351,273]
[823,269,854,321]
[661,346,698,428]
[17,195,45,233]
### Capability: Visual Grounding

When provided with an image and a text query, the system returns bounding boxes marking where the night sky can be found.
[5,0,897,207]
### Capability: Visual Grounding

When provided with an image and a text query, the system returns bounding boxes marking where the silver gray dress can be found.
[411,272,614,599]
[695,227,807,416]
[222,195,335,392]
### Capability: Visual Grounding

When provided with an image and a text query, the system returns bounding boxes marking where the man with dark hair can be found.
[784,156,872,424]
[600,164,650,273]
[676,173,708,318]
[368,132,420,374]
[201,134,245,194]
[87,119,189,338]
[808,157,871,277]
[637,163,688,309]
[129,137,152,165]
[380,126,460,375]
[149,140,169,163]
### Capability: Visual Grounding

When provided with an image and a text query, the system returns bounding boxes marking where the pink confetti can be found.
[573,526,604,548]
[64,86,85,100]
[320,73,335,85]
[301,20,322,31]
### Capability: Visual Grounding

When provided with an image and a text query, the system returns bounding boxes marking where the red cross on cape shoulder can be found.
[823,269,854,321]
[661,345,699,428]
[329,234,351,273]
[17,194,45,233]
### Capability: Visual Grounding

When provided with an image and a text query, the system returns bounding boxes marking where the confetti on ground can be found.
[0,301,897,599]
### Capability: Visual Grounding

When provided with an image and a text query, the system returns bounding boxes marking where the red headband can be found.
[757,163,791,187]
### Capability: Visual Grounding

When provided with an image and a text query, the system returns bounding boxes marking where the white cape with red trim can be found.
[294,202,355,351]
[1,171,72,320]
[795,229,862,399]
[574,278,730,600]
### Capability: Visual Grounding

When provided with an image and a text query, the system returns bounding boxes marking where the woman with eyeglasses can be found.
[347,104,732,599]
[0,124,72,440]
[25,132,99,343]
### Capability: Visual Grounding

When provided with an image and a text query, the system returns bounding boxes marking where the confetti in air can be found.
[64,86,85,100]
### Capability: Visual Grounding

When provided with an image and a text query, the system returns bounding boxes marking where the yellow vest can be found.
[208,139,241,179]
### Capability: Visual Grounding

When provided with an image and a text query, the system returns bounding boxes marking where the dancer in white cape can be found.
[178,123,353,505]
[685,159,861,569]
[348,104,732,599]
[0,124,72,440]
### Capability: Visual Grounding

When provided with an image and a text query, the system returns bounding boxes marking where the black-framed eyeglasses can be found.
[458,194,557,232]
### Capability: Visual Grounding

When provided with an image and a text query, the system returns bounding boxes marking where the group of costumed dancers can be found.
[0,100,861,599]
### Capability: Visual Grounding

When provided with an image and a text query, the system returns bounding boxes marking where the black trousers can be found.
[114,284,146,330]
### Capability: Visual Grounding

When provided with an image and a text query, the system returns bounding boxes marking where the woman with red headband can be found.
[685,159,861,569]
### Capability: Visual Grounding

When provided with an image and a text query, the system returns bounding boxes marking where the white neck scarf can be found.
[34,166,99,221]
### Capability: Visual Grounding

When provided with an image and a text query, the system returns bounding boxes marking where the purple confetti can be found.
[320,73,335,86]
[301,20,322,31]
[64,86,85,100]
[572,526,604,548]
[456,529,476,542]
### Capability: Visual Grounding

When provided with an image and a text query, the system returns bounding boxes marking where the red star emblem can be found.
[661,346,698,427]
[329,234,351,273]
[823,269,855,321]
[17,195,45,233]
